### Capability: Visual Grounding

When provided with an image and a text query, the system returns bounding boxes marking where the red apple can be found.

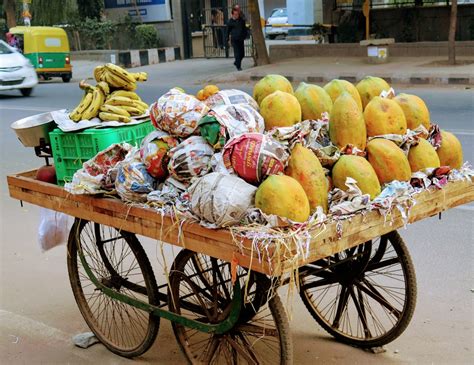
[36,165,57,184]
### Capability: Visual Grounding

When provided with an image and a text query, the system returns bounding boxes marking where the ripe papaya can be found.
[329,92,367,150]
[364,96,407,136]
[294,82,333,120]
[366,139,412,184]
[255,175,310,222]
[408,139,440,172]
[260,90,302,130]
[332,155,381,200]
[437,130,463,169]
[356,76,391,109]
[285,143,328,213]
[323,79,363,111]
[253,74,294,106]
[393,93,430,131]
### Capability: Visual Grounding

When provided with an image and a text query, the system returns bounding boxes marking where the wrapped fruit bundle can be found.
[222,133,289,185]
[150,88,209,137]
[204,89,259,111]
[167,136,214,183]
[188,173,257,227]
[115,156,156,203]
[140,130,179,181]
[198,104,265,149]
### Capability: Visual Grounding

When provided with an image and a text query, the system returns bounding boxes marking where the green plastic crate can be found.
[50,121,154,186]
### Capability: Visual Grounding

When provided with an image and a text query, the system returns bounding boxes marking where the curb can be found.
[118,47,181,68]
[216,73,473,86]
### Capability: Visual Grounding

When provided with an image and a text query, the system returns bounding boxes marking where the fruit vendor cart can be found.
[7,169,474,364]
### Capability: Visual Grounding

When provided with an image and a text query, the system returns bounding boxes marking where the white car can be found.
[0,40,38,96]
[265,8,289,39]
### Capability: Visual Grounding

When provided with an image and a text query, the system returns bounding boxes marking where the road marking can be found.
[0,105,59,112]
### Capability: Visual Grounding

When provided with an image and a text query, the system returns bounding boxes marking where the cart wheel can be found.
[168,249,293,364]
[67,219,160,357]
[299,230,416,348]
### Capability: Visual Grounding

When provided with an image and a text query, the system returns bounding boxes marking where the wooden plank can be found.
[7,171,474,276]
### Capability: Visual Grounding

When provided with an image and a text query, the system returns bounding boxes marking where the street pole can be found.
[362,0,370,40]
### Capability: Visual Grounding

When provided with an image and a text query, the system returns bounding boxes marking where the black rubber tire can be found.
[20,88,33,96]
[299,230,417,348]
[62,74,71,83]
[67,219,160,358]
[168,249,293,364]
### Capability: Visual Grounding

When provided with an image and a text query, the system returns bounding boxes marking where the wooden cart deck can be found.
[7,169,474,276]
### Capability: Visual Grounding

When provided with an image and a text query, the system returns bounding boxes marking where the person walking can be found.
[226,6,247,71]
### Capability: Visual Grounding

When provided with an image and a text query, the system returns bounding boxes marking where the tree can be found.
[248,0,269,66]
[448,0,457,65]
[30,0,76,26]
[77,0,104,21]
[4,0,16,29]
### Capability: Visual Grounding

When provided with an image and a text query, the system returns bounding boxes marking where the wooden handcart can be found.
[7,170,474,364]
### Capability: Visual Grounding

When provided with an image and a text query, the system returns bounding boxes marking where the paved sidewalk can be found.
[205,56,474,85]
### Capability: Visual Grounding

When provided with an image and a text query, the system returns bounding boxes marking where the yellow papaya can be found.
[437,130,463,169]
[366,139,412,184]
[285,143,328,213]
[332,155,381,200]
[253,74,294,106]
[407,139,440,172]
[329,92,367,150]
[393,93,430,131]
[364,96,407,136]
[356,76,391,109]
[294,82,333,120]
[323,79,363,111]
[255,175,310,222]
[260,90,302,130]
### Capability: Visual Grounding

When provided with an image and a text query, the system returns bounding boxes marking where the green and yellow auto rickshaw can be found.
[9,26,72,82]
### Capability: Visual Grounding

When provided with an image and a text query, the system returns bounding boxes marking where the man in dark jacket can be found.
[227,7,247,71]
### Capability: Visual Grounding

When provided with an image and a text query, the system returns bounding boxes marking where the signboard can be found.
[104,0,172,22]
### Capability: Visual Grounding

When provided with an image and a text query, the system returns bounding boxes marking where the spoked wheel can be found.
[299,230,417,348]
[168,249,293,364]
[67,219,160,357]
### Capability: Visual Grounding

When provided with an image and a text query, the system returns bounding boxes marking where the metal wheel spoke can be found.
[225,336,258,365]
[366,257,400,271]
[301,276,339,290]
[332,285,350,328]
[349,286,372,339]
[354,278,402,319]
[236,323,279,337]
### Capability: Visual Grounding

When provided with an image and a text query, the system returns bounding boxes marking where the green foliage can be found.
[73,17,116,50]
[77,0,103,21]
[135,24,160,49]
[29,0,77,26]
[470,19,474,41]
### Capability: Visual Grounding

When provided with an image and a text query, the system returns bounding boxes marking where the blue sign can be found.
[104,0,171,22]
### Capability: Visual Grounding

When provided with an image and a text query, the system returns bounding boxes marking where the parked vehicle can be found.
[265,8,289,39]
[9,26,72,82]
[0,40,38,96]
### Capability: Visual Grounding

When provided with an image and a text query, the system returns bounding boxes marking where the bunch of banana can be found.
[93,63,148,91]
[98,91,149,122]
[69,85,106,122]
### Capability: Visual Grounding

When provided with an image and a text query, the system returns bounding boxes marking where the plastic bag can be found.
[38,208,70,252]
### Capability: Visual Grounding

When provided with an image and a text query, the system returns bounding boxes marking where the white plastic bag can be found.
[38,208,70,252]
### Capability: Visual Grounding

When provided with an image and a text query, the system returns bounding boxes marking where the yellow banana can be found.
[104,71,128,88]
[118,105,144,116]
[132,100,149,109]
[104,96,136,107]
[96,81,110,95]
[69,91,93,122]
[105,63,136,85]
[131,72,148,82]
[121,80,137,91]
[99,112,131,123]
[94,65,106,82]
[100,104,130,117]
[82,87,105,120]
[109,90,140,100]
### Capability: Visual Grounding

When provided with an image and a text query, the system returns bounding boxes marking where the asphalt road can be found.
[0,61,473,364]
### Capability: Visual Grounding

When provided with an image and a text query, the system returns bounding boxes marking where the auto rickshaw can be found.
[9,26,72,82]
